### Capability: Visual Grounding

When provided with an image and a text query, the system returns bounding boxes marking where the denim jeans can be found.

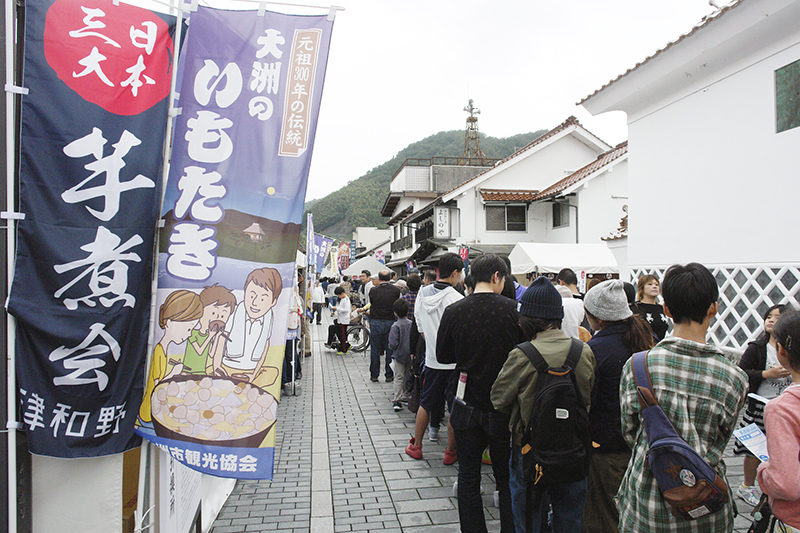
[509,445,587,533]
[369,318,394,380]
[450,399,514,533]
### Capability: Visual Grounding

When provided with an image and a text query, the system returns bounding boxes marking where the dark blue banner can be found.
[7,0,176,457]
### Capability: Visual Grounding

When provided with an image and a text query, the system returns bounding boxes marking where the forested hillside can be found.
[305,129,547,240]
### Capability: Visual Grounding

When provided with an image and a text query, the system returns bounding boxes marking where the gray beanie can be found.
[519,277,564,320]
[584,280,633,322]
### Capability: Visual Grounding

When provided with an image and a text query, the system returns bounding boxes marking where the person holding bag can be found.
[616,263,748,532]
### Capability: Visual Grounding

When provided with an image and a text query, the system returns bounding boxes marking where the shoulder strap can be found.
[632,350,659,409]
[516,342,548,373]
[564,338,583,370]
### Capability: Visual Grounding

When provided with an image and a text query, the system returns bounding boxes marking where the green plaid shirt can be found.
[616,337,747,532]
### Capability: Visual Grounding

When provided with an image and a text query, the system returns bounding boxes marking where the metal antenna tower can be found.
[462,99,487,161]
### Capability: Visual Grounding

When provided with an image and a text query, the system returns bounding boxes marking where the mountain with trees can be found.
[305,129,547,241]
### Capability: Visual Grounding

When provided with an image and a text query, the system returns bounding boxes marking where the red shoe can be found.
[405,438,423,460]
[443,448,457,465]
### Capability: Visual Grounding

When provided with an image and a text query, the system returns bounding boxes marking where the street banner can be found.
[338,241,350,271]
[330,246,339,276]
[134,5,333,480]
[375,251,385,264]
[350,239,357,260]
[7,0,176,457]
[313,234,333,273]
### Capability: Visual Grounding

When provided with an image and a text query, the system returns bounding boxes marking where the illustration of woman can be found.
[138,289,203,425]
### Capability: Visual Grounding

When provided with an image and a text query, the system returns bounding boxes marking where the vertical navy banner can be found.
[7,0,175,457]
[135,6,333,480]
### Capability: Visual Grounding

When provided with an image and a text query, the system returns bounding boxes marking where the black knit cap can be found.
[519,276,564,319]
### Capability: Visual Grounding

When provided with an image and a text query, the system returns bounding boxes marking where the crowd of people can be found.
[302,255,800,533]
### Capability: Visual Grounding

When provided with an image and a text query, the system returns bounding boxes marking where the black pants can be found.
[312,302,323,324]
[327,321,349,352]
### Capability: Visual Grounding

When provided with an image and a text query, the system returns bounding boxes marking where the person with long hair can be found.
[734,303,793,506]
[757,309,800,529]
[633,274,669,341]
[581,280,654,533]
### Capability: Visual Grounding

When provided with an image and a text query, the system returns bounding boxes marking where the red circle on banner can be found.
[43,0,174,116]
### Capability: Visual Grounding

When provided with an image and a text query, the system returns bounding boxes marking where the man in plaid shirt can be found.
[617,263,747,532]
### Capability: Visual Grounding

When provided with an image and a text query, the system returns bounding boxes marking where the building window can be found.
[552,202,570,228]
[486,205,526,232]
[777,58,800,133]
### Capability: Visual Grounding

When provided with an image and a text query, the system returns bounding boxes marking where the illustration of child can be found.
[182,284,236,376]
[213,267,282,384]
[139,289,203,425]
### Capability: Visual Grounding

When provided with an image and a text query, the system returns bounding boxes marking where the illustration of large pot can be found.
[151,374,277,448]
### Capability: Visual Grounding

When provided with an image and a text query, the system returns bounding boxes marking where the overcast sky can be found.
[299,0,725,200]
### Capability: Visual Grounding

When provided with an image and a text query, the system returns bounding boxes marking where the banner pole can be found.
[136,0,186,530]
[5,0,18,528]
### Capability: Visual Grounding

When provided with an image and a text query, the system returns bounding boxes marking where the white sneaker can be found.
[736,482,761,506]
[429,426,439,442]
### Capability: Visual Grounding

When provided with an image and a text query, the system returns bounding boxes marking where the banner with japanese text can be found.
[313,234,333,272]
[7,0,177,457]
[134,6,333,480]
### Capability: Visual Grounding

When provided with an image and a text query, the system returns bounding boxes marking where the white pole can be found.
[5,0,19,529]
[137,1,185,530]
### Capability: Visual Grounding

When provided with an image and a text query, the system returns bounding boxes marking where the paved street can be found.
[210,313,757,533]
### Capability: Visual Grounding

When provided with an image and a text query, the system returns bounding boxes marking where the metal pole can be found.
[5,0,18,529]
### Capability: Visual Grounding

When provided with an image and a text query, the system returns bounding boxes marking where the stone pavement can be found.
[210,310,758,533]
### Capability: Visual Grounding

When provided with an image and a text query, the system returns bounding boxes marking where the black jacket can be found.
[738,337,768,394]
[586,323,632,453]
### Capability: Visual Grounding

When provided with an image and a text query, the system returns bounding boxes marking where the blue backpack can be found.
[632,351,730,520]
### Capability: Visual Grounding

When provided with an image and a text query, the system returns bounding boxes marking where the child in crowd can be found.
[757,309,800,530]
[326,286,350,354]
[735,304,792,505]
[388,299,411,412]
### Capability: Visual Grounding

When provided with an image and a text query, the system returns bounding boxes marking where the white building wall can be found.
[450,134,611,245]
[486,136,605,191]
[576,161,628,244]
[628,40,800,268]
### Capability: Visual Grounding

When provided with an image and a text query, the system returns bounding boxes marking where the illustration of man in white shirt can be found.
[213,267,282,383]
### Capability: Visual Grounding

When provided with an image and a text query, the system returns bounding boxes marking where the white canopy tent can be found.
[341,255,386,277]
[508,243,619,276]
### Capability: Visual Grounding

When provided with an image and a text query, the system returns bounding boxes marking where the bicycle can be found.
[330,318,370,352]
[345,322,370,352]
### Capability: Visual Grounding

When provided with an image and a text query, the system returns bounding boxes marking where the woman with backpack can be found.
[581,280,654,533]
[491,277,596,533]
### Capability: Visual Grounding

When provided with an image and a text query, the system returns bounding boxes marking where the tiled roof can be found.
[479,189,540,202]
[387,205,413,225]
[534,141,628,201]
[578,1,744,105]
[602,208,628,242]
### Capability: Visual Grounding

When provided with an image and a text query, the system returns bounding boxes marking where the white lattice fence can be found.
[631,265,800,350]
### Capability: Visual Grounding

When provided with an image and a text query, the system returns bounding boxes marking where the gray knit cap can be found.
[584,280,633,322]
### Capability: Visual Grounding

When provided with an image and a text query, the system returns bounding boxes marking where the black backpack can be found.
[517,338,591,487]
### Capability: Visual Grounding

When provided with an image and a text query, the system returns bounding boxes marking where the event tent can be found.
[508,242,618,276]
[341,255,386,276]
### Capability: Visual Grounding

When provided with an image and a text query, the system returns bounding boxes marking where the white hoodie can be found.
[415,282,464,370]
